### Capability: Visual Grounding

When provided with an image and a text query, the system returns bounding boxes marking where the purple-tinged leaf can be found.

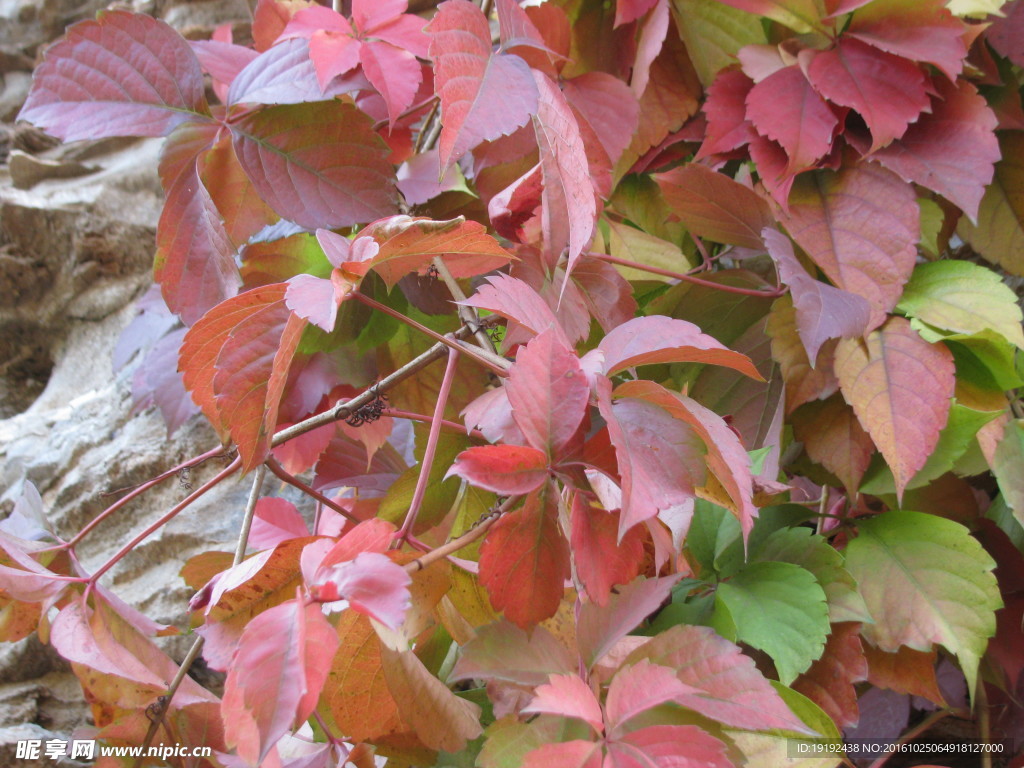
[228,38,366,106]
[763,228,870,360]
[18,10,212,141]
[190,39,259,91]
[230,100,397,230]
[562,73,639,167]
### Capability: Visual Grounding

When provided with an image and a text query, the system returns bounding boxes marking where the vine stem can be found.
[132,465,267,767]
[382,407,484,439]
[58,447,232,551]
[595,253,788,297]
[395,347,460,542]
[403,495,519,573]
[431,256,498,354]
[351,292,510,375]
[265,457,358,525]
[87,457,242,587]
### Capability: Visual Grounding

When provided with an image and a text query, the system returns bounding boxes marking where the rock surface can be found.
[0,0,257,759]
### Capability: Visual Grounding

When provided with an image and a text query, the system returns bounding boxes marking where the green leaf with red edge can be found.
[17,10,212,141]
[745,65,839,176]
[222,599,338,765]
[712,0,825,33]
[154,163,242,326]
[622,623,813,733]
[478,484,570,629]
[862,642,945,705]
[427,0,539,169]
[447,445,549,495]
[655,164,774,250]
[598,316,764,380]
[616,379,759,541]
[779,162,919,329]
[833,316,955,497]
[792,395,875,494]
[358,215,514,288]
[449,621,576,686]
[846,0,967,80]
[844,510,1001,698]
[596,378,706,536]
[201,133,278,247]
[792,622,868,729]
[505,330,589,457]
[180,284,306,471]
[871,78,999,222]
[570,495,645,606]
[763,228,871,361]
[229,100,398,230]
[804,38,929,153]
[241,233,333,288]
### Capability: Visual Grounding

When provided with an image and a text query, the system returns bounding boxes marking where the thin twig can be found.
[404,495,518,572]
[381,407,484,439]
[396,348,460,542]
[432,256,497,354]
[373,95,439,132]
[414,100,441,155]
[596,253,788,297]
[265,457,358,524]
[234,465,268,563]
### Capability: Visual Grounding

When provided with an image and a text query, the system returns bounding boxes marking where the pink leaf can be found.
[630,0,670,96]
[562,73,639,166]
[462,274,571,347]
[598,316,763,380]
[461,386,528,446]
[778,161,919,329]
[523,741,603,768]
[697,68,756,160]
[285,274,343,333]
[805,38,929,153]
[577,575,680,669]
[428,0,539,168]
[596,378,705,535]
[522,674,604,733]
[763,228,871,360]
[505,330,589,456]
[312,551,411,629]
[230,100,397,229]
[532,71,597,278]
[228,39,366,106]
[360,41,421,127]
[871,78,999,221]
[248,498,310,550]
[745,65,839,175]
[447,445,550,495]
[605,660,696,733]
[190,39,259,94]
[606,724,732,768]
[281,6,360,88]
[571,495,645,606]
[18,10,211,141]
[222,600,338,765]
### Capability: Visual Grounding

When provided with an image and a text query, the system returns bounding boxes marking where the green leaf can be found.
[993,419,1024,528]
[942,331,1024,391]
[723,683,843,768]
[379,428,470,531]
[859,399,1002,495]
[711,561,830,684]
[985,494,1024,553]
[751,527,871,624]
[844,510,1001,697]
[607,219,695,283]
[687,499,743,579]
[917,198,944,258]
[671,0,768,86]
[958,131,1024,276]
[897,261,1024,349]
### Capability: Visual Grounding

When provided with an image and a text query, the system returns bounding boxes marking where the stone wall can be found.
[0,1,256,764]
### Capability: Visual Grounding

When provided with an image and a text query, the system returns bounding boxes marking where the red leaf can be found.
[570,258,638,333]
[248,498,310,550]
[505,330,589,456]
[18,10,211,141]
[153,164,241,326]
[562,73,639,167]
[311,551,412,628]
[871,78,999,221]
[447,445,550,495]
[201,133,279,247]
[791,395,875,494]
[624,624,812,732]
[655,164,774,250]
[616,380,758,540]
[577,575,680,669]
[190,39,259,93]
[462,274,572,347]
[282,6,360,87]
[604,660,695,734]
[179,284,307,470]
[252,0,313,51]
[616,0,659,27]
[846,0,966,80]
[222,599,338,765]
[598,316,763,380]
[697,68,756,160]
[158,119,221,191]
[597,378,705,535]
[745,65,838,175]
[230,100,397,229]
[862,642,945,705]
[427,0,539,168]
[479,485,570,628]
[606,724,731,768]
[360,40,421,127]
[779,161,919,328]
[805,38,929,153]
[570,495,645,606]
[834,316,955,497]
[522,674,604,733]
[793,622,868,729]
[359,215,513,288]
[532,71,597,278]
[763,228,871,360]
